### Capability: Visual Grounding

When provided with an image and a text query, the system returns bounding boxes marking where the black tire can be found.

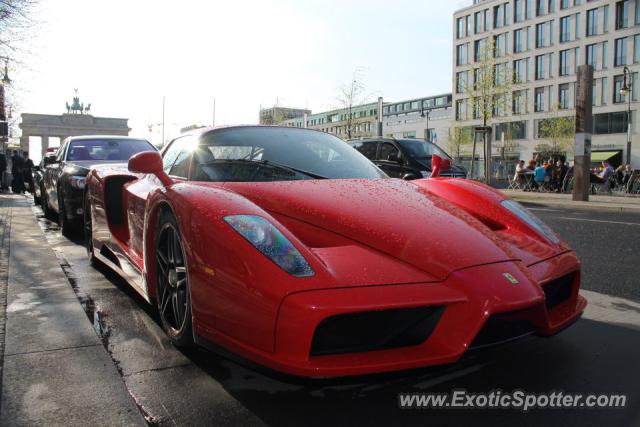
[42,184,57,221]
[155,210,193,347]
[58,194,77,238]
[84,192,102,268]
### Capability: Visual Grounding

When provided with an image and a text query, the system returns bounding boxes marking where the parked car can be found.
[33,153,56,206]
[84,125,585,378]
[42,135,157,236]
[347,137,466,179]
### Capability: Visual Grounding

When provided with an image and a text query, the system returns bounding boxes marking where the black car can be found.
[347,137,466,179]
[32,153,56,206]
[42,136,157,236]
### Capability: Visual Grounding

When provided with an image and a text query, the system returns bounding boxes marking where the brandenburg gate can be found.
[18,90,130,155]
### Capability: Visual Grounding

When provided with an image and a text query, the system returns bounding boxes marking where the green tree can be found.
[537,107,576,156]
[448,125,472,161]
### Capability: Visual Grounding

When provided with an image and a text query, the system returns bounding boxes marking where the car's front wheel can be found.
[41,184,57,221]
[155,211,193,347]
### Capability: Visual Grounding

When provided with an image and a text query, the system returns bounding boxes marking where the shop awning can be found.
[590,151,619,162]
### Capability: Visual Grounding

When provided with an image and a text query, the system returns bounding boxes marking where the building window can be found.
[558,83,570,109]
[548,0,555,13]
[586,8,598,36]
[559,49,571,76]
[614,75,627,103]
[586,43,596,67]
[536,22,546,48]
[616,0,629,29]
[455,99,466,121]
[474,11,484,33]
[535,55,546,80]
[560,0,569,9]
[512,90,526,114]
[514,28,523,53]
[456,43,468,66]
[474,38,487,62]
[494,4,504,28]
[559,16,571,42]
[514,0,523,22]
[535,87,545,112]
[614,37,627,67]
[594,112,628,134]
[457,17,465,38]
[513,59,525,83]
[536,0,545,16]
[635,35,640,63]
[456,71,467,93]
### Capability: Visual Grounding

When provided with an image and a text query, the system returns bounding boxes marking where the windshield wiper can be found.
[202,159,327,179]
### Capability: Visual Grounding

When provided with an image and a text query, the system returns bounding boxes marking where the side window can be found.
[162,138,185,173]
[56,141,68,162]
[170,147,191,178]
[351,141,378,160]
[378,142,400,161]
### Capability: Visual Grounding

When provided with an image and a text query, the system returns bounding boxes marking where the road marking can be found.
[557,217,640,226]
[527,208,560,212]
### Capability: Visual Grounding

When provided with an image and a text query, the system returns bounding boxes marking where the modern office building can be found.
[278,102,380,139]
[259,106,311,125]
[453,0,639,166]
[382,94,452,150]
[276,94,453,149]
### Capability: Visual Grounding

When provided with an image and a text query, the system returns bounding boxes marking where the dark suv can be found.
[347,137,466,179]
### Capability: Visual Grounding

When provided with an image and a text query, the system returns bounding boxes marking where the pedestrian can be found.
[622,164,633,186]
[0,151,6,191]
[23,151,34,194]
[10,150,25,194]
[552,160,567,192]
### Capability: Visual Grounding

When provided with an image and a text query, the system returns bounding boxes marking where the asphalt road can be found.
[33,203,640,427]
[528,205,640,302]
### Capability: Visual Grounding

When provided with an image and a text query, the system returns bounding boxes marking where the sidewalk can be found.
[501,189,640,212]
[0,195,145,427]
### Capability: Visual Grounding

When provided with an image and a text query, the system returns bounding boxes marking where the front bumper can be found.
[201,252,586,378]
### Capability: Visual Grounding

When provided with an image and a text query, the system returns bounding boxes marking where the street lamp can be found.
[0,58,10,153]
[619,66,632,165]
[420,101,431,141]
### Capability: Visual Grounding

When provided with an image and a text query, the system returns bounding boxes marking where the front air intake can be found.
[310,306,444,357]
[543,272,576,309]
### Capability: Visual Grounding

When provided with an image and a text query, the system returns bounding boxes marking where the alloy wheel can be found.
[156,223,189,333]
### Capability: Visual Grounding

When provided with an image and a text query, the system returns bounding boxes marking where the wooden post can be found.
[572,65,593,201]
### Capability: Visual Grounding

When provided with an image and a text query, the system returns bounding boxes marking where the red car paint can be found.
[85,127,586,378]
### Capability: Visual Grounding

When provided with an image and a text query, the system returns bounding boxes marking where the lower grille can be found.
[310,306,444,357]
[543,272,576,309]
[470,311,536,349]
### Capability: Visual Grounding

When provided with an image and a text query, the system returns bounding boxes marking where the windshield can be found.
[397,139,451,160]
[66,139,155,162]
[192,127,387,182]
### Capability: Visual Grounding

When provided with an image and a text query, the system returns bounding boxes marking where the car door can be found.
[376,142,404,178]
[44,140,69,211]
[124,136,195,260]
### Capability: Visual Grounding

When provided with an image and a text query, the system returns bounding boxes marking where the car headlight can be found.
[500,199,560,244]
[69,176,86,190]
[224,215,314,277]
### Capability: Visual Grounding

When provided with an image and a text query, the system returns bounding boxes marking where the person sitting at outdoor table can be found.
[514,160,526,184]
[551,160,567,192]
[534,162,547,190]
[590,160,614,184]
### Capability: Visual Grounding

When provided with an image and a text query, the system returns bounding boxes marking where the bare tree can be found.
[448,125,472,161]
[463,40,513,180]
[337,69,366,139]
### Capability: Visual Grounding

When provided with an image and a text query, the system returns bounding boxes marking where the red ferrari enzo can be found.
[84,126,586,378]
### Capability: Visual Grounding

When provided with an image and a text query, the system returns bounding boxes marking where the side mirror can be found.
[43,156,57,165]
[128,151,173,186]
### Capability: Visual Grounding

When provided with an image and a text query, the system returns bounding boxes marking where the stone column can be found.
[19,136,29,153]
[41,135,49,158]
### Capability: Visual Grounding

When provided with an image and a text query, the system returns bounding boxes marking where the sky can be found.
[13,0,472,150]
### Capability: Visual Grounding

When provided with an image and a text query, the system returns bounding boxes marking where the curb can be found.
[511,197,640,213]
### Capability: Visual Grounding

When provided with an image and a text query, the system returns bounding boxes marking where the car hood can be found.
[221,179,515,280]
[66,160,127,172]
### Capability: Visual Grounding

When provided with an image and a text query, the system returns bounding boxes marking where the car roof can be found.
[180,125,332,140]
[67,135,149,141]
